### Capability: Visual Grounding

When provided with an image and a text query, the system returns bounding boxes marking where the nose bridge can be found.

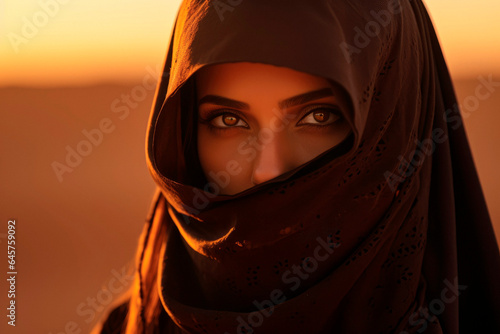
[251,128,289,185]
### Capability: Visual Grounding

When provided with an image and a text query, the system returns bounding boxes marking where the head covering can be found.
[139,0,500,333]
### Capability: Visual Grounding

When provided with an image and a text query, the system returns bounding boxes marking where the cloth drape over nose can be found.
[139,0,500,333]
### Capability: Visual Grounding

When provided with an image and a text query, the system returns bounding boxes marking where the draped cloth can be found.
[134,0,500,333]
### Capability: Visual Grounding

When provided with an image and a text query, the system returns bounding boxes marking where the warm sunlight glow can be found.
[0,0,498,86]
[423,0,500,79]
[0,0,182,86]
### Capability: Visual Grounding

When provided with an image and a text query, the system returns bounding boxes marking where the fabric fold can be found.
[134,0,500,333]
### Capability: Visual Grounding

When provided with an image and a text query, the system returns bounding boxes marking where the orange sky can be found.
[1,0,499,86]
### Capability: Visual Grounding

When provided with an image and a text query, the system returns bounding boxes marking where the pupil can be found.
[223,114,238,126]
[313,111,329,123]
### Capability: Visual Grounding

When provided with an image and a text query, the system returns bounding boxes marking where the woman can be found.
[95,0,500,333]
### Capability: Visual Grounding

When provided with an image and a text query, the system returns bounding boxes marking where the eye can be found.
[210,112,249,128]
[297,106,341,126]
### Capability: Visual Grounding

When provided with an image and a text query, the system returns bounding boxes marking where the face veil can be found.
[122,1,500,333]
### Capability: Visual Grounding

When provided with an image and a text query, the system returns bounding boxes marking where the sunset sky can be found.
[1,3,499,332]
[1,0,499,86]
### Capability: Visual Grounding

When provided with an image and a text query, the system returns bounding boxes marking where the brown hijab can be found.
[116,0,500,333]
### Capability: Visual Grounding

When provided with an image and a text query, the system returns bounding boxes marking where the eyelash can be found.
[199,104,342,133]
[297,104,342,128]
[198,109,249,134]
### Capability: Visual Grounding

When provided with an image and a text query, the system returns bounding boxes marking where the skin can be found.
[196,62,352,195]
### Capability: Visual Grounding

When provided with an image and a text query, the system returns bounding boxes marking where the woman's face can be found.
[196,62,351,195]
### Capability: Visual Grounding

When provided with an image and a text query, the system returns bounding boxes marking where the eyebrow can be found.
[197,87,335,110]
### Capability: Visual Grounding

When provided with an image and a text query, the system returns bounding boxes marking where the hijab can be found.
[117,0,500,333]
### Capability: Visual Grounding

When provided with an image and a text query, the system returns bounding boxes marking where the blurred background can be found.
[0,0,499,333]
